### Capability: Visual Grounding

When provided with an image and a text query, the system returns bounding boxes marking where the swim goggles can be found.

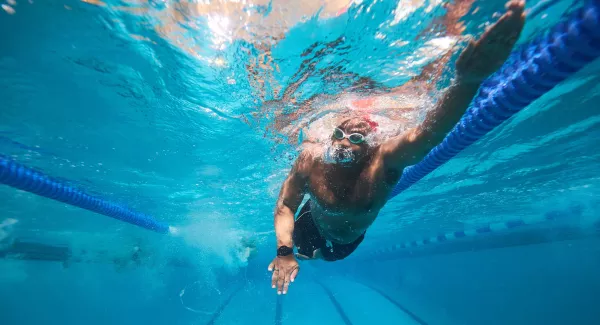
[333,128,366,144]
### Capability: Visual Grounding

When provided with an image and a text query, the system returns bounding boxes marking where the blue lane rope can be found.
[0,155,170,234]
[390,1,600,198]
[370,205,582,258]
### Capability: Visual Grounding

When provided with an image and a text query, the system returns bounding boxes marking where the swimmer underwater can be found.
[268,1,527,295]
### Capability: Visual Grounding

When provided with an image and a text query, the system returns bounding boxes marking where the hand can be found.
[456,0,526,83]
[268,254,299,295]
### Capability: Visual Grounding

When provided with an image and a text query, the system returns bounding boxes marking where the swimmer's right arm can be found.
[273,154,309,249]
[269,151,310,294]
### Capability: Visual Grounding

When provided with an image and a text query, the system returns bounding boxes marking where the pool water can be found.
[1,0,600,324]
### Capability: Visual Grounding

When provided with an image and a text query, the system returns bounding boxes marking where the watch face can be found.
[277,246,293,256]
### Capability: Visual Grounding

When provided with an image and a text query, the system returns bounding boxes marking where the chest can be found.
[307,160,391,212]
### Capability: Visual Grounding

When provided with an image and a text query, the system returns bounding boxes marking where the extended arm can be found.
[269,149,313,295]
[381,1,526,170]
[382,78,481,168]
[274,155,309,248]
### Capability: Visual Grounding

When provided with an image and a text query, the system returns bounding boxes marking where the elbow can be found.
[274,203,285,218]
[274,201,292,219]
[405,127,422,143]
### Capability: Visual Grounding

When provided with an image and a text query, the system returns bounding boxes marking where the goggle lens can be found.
[333,128,366,144]
[349,134,365,144]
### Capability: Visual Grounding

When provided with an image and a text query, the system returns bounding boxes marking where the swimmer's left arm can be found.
[381,0,526,169]
[381,79,482,168]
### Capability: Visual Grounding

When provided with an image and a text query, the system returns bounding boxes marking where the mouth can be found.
[324,145,355,165]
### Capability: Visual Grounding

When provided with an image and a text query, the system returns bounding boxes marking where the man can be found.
[269,1,526,295]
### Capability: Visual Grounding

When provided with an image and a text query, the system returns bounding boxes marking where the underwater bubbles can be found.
[323,144,356,165]
[179,280,223,314]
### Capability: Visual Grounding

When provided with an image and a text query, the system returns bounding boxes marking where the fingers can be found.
[491,1,525,31]
[282,271,292,295]
[269,258,299,295]
[269,259,285,293]
[271,268,278,289]
[504,1,526,27]
[506,0,525,13]
[502,0,526,30]
[484,14,513,41]
[281,266,299,294]
[290,267,299,283]
[479,2,525,51]
[269,260,277,289]
[277,269,285,294]
[496,13,525,49]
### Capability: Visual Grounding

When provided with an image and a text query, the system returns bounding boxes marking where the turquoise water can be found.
[1,0,600,324]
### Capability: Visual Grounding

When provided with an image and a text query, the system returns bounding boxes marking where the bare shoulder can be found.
[294,142,322,176]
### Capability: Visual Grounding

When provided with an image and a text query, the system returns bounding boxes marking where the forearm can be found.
[272,151,309,248]
[274,204,296,248]
[381,78,482,168]
[419,78,481,142]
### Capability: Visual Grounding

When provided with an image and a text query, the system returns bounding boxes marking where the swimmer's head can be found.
[325,116,378,166]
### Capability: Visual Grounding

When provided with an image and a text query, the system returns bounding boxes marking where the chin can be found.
[324,145,357,165]
[338,158,357,167]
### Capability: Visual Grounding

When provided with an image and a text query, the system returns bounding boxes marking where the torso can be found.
[304,148,400,244]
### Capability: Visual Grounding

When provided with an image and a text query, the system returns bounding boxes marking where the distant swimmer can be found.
[268,1,527,295]
[236,236,258,264]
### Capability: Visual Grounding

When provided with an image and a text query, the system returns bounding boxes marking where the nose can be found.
[337,138,352,147]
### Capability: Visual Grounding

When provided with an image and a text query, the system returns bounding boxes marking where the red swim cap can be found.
[363,115,378,131]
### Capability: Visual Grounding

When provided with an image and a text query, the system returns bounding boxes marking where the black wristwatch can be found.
[277,246,293,257]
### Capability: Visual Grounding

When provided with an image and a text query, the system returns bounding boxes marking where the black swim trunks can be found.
[292,200,365,261]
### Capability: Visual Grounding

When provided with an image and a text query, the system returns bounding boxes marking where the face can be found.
[326,118,372,166]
